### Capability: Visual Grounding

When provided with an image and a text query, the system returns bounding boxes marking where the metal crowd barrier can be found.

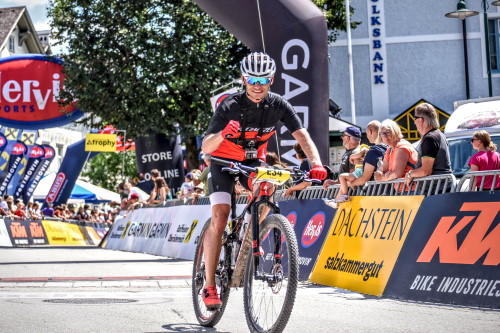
[455,170,500,192]
[292,173,458,201]
[129,171,499,209]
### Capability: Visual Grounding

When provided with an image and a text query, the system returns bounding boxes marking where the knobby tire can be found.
[192,218,230,327]
[243,214,299,333]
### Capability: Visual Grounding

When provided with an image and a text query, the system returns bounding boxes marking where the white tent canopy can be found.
[32,172,120,203]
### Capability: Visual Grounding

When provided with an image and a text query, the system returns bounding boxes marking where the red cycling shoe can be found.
[202,285,222,309]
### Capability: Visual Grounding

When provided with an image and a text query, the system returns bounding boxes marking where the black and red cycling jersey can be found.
[206,91,303,161]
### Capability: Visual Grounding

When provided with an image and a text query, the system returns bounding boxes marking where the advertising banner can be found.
[210,87,238,112]
[384,192,500,309]
[42,220,87,246]
[78,225,103,245]
[12,145,44,200]
[135,134,184,194]
[6,130,39,195]
[104,204,246,260]
[193,0,329,166]
[277,199,336,280]
[3,219,48,246]
[0,141,28,196]
[309,196,424,296]
[0,133,9,172]
[0,219,12,247]
[20,145,55,204]
[85,133,117,152]
[45,140,98,207]
[0,55,83,129]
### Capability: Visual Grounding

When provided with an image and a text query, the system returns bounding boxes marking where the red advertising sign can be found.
[0,55,83,129]
[46,172,66,203]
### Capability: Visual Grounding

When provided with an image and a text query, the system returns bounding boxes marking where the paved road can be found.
[0,247,498,333]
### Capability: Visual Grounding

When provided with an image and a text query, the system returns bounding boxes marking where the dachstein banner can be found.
[384,192,500,309]
[0,140,28,196]
[45,140,98,207]
[309,196,424,296]
[193,0,329,165]
[20,144,55,204]
[135,134,184,195]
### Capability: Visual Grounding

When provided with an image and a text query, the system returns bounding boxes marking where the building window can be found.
[8,36,15,52]
[490,19,500,73]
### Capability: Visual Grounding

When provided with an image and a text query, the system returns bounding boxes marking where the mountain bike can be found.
[192,156,320,333]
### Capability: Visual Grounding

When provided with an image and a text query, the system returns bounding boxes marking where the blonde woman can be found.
[374,119,418,191]
[469,130,500,190]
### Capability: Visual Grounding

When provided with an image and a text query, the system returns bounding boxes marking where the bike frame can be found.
[210,156,314,287]
[228,179,281,283]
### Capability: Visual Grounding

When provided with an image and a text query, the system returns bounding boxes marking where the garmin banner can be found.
[135,133,184,194]
[0,141,28,196]
[19,145,54,204]
[45,140,98,207]
[384,192,500,309]
[193,0,329,166]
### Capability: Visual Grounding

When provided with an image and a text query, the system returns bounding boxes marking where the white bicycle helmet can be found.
[240,52,276,78]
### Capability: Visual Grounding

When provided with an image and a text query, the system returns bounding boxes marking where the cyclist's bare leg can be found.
[204,203,230,287]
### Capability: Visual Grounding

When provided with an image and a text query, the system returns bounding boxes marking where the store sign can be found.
[0,55,83,129]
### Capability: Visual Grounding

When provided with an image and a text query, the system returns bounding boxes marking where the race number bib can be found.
[255,167,291,185]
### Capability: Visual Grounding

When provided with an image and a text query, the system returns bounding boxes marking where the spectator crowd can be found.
[0,195,117,224]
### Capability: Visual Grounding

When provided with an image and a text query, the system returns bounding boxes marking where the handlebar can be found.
[210,156,322,185]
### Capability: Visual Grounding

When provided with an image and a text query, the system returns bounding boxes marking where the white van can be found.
[444,97,500,178]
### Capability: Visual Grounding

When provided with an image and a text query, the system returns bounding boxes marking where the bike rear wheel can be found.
[192,218,230,327]
[243,214,299,333]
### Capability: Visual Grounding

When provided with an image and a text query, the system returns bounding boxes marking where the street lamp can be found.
[445,0,479,99]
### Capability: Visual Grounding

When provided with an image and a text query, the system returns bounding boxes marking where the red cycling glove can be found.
[221,120,240,139]
[309,165,327,180]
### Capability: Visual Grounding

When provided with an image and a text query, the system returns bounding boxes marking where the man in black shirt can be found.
[404,103,451,187]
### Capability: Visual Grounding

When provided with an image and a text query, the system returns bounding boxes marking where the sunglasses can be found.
[245,77,271,85]
[471,138,479,142]
[380,131,391,137]
[414,115,423,120]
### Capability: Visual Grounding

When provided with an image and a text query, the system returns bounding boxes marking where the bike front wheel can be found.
[243,214,299,333]
[192,218,230,327]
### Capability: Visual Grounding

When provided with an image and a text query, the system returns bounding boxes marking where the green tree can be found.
[81,151,137,191]
[48,0,356,180]
[313,0,361,43]
[48,0,248,170]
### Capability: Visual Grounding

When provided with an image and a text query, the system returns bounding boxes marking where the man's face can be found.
[242,76,274,103]
[341,132,351,148]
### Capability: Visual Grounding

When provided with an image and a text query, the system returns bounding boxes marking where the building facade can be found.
[329,0,500,128]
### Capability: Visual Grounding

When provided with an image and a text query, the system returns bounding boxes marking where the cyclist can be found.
[200,52,327,309]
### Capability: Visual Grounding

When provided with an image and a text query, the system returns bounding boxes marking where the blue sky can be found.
[3,0,51,30]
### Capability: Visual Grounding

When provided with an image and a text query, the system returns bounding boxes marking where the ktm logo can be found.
[10,222,27,238]
[417,202,499,265]
[30,222,45,238]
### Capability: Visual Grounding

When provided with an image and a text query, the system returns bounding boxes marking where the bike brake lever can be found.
[222,166,240,175]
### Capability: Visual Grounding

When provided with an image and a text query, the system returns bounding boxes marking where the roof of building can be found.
[0,6,47,54]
